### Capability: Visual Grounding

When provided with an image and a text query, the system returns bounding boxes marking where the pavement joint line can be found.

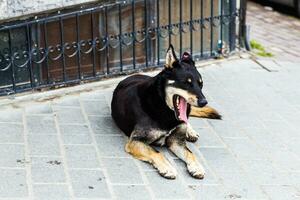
[22,108,34,199]
[132,155,156,199]
[0,167,26,170]
[32,182,68,185]
[53,104,75,199]
[79,97,116,199]
[0,143,24,145]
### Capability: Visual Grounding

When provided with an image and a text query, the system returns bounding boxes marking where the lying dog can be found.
[111,44,221,179]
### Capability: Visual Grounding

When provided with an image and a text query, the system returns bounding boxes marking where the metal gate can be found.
[0,0,239,96]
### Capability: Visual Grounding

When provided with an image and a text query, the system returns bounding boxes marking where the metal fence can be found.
[0,0,239,96]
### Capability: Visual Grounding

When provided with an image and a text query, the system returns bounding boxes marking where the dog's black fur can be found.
[111,45,212,179]
[111,45,207,143]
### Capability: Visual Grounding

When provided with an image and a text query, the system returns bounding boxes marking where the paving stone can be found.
[113,185,152,200]
[193,127,225,148]
[0,109,23,123]
[25,103,53,114]
[69,169,111,198]
[221,172,269,199]
[0,123,24,143]
[0,169,28,198]
[33,184,70,200]
[88,115,121,135]
[31,157,66,183]
[53,107,85,124]
[262,185,300,200]
[207,120,246,138]
[81,100,110,116]
[59,124,92,144]
[101,158,144,184]
[26,115,57,134]
[187,185,226,200]
[65,145,100,168]
[52,96,80,107]
[95,135,129,157]
[0,144,25,167]
[28,135,60,156]
[222,137,269,161]
[199,148,243,174]
[80,91,106,100]
[145,170,190,199]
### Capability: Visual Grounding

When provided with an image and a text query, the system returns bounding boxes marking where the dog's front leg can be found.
[186,123,200,142]
[125,139,177,179]
[166,124,205,179]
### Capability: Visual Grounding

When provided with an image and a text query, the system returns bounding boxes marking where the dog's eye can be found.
[185,78,193,86]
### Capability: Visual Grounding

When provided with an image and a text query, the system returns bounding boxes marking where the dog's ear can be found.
[165,44,178,69]
[181,52,194,64]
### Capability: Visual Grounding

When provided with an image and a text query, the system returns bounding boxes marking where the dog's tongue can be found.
[178,96,188,123]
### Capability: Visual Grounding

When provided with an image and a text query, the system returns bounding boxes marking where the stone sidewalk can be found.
[0,58,300,200]
[247,1,300,62]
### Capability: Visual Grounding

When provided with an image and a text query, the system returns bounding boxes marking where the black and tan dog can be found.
[111,45,221,179]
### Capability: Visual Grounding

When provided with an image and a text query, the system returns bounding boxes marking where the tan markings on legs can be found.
[190,105,222,119]
[167,129,205,179]
[125,139,177,179]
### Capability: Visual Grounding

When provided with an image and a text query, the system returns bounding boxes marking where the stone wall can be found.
[0,0,100,22]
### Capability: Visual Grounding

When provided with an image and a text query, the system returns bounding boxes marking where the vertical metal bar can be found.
[179,0,182,56]
[131,0,136,69]
[156,0,160,65]
[8,29,16,92]
[210,0,214,56]
[229,0,236,51]
[190,0,193,55]
[118,4,123,72]
[91,12,96,76]
[220,0,223,45]
[144,0,148,68]
[168,0,171,46]
[200,0,203,57]
[59,17,66,81]
[76,14,82,79]
[105,7,109,74]
[26,24,34,88]
[43,22,50,84]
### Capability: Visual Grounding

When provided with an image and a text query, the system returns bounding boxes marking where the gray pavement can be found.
[247,1,300,62]
[0,58,300,200]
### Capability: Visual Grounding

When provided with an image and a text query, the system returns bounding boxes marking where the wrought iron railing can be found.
[0,0,239,96]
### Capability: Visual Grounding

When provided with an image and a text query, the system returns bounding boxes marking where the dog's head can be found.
[163,44,207,123]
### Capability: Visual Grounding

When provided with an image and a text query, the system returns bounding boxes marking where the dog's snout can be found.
[198,98,208,107]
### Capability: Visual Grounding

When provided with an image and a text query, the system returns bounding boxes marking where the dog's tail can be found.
[190,106,222,119]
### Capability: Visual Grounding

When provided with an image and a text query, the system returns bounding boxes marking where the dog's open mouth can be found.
[172,94,188,123]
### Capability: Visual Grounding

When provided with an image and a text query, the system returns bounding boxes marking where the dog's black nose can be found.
[198,98,208,107]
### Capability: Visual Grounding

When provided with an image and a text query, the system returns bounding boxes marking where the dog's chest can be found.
[149,127,176,146]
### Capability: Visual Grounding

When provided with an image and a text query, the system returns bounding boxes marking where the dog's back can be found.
[111,74,152,136]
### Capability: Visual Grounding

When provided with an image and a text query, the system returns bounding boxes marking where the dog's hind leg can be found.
[125,139,177,179]
[190,106,222,119]
[166,124,205,179]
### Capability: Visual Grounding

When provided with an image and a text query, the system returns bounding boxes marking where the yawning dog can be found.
[111,44,221,179]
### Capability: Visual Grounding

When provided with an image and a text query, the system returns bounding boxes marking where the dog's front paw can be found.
[186,125,200,143]
[187,162,205,179]
[157,164,177,179]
